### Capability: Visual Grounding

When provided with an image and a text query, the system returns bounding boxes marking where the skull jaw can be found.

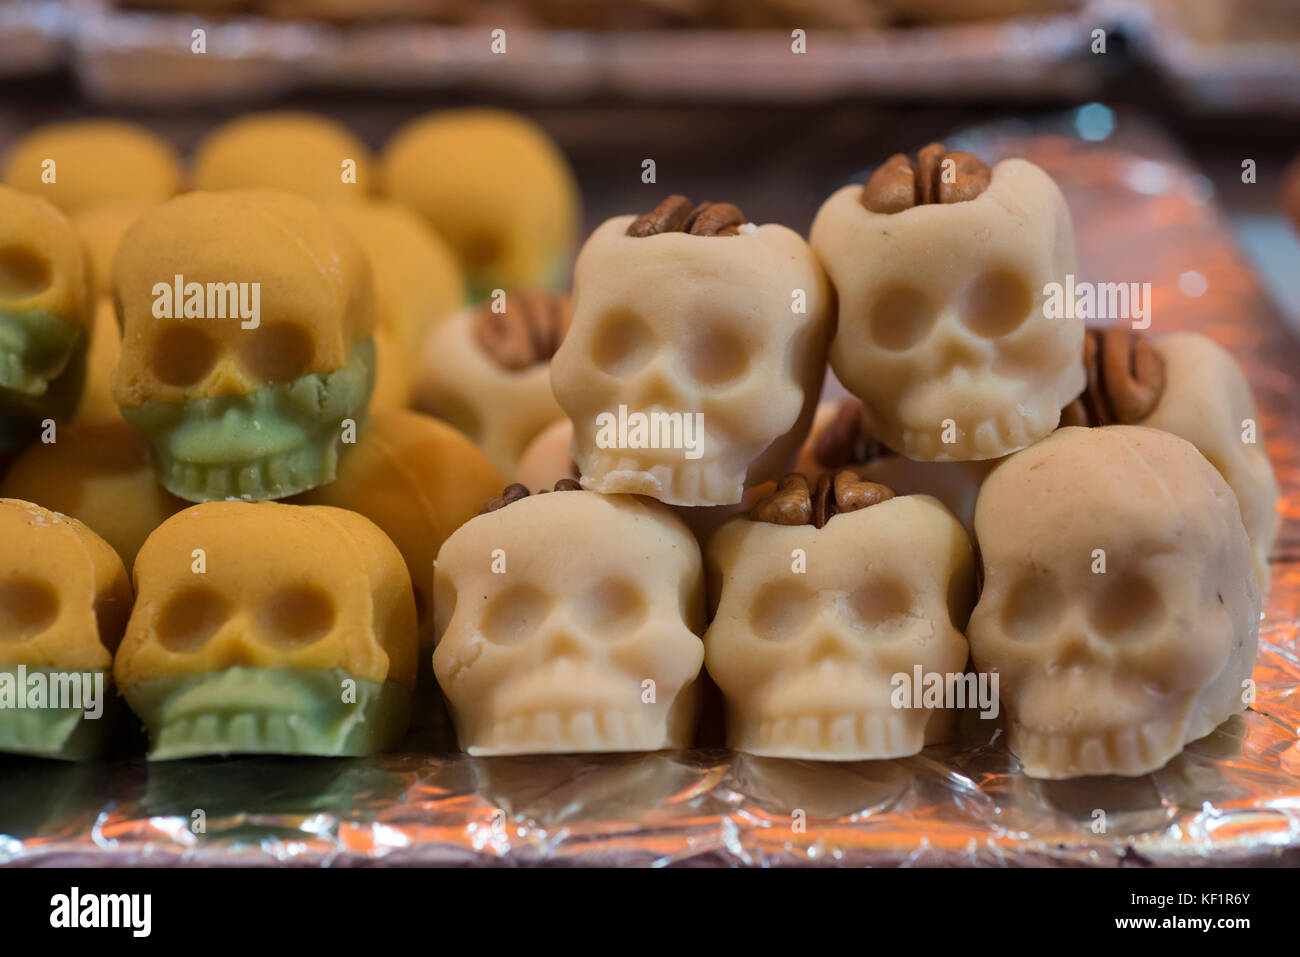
[0,314,87,453]
[123,666,411,760]
[726,704,954,761]
[0,668,115,761]
[451,680,700,756]
[121,339,375,502]
[887,377,1076,462]
[579,451,749,507]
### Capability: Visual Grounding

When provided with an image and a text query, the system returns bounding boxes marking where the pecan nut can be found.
[749,473,812,526]
[751,470,894,528]
[626,195,747,237]
[481,478,581,514]
[812,469,894,528]
[861,141,991,214]
[474,290,572,372]
[1061,328,1165,428]
[814,398,889,468]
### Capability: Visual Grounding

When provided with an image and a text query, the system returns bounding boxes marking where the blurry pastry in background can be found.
[1284,152,1300,235]
[71,200,156,300]
[719,0,888,29]
[193,111,374,204]
[383,109,580,300]
[879,0,1076,24]
[0,421,185,571]
[73,300,125,425]
[413,290,569,478]
[111,189,377,502]
[0,185,93,454]
[531,0,711,28]
[2,120,181,216]
[329,199,466,406]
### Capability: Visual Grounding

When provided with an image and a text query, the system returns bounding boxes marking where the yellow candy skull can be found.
[0,185,93,452]
[111,189,377,503]
[0,498,131,758]
[433,489,706,754]
[115,501,417,758]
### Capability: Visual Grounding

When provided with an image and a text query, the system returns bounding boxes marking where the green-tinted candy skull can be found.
[111,189,377,502]
[0,185,92,452]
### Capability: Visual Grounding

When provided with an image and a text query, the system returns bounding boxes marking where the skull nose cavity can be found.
[636,375,686,414]
[1052,634,1101,671]
[545,630,588,660]
[809,633,852,664]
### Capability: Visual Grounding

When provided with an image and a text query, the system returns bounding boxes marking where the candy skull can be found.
[704,472,976,759]
[551,196,833,506]
[432,486,706,754]
[0,498,131,759]
[0,185,93,452]
[1064,330,1280,595]
[811,146,1082,461]
[968,426,1261,779]
[114,501,417,759]
[111,189,377,503]
[413,290,569,478]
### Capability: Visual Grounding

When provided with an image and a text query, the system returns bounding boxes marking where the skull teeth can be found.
[578,453,745,507]
[735,711,929,760]
[1009,720,1190,779]
[466,709,669,755]
[899,398,1064,462]
[161,443,343,502]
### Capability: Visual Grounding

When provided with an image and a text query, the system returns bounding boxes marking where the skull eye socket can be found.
[241,320,315,384]
[847,577,914,629]
[749,581,817,641]
[592,308,655,376]
[260,584,336,649]
[482,583,552,645]
[683,323,749,386]
[576,578,647,638]
[152,325,218,387]
[0,245,52,298]
[0,577,60,641]
[1089,573,1166,641]
[1001,570,1065,641]
[157,585,231,653]
[958,268,1034,339]
[869,283,940,351]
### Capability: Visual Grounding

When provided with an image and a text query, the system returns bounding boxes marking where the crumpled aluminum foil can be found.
[1,124,1298,867]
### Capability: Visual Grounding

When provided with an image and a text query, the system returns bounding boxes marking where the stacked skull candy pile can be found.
[0,118,1280,779]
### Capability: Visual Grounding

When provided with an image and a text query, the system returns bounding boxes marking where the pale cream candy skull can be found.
[811,158,1082,461]
[1142,333,1279,594]
[432,490,705,754]
[704,495,976,760]
[550,216,832,505]
[412,302,565,478]
[968,426,1260,780]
